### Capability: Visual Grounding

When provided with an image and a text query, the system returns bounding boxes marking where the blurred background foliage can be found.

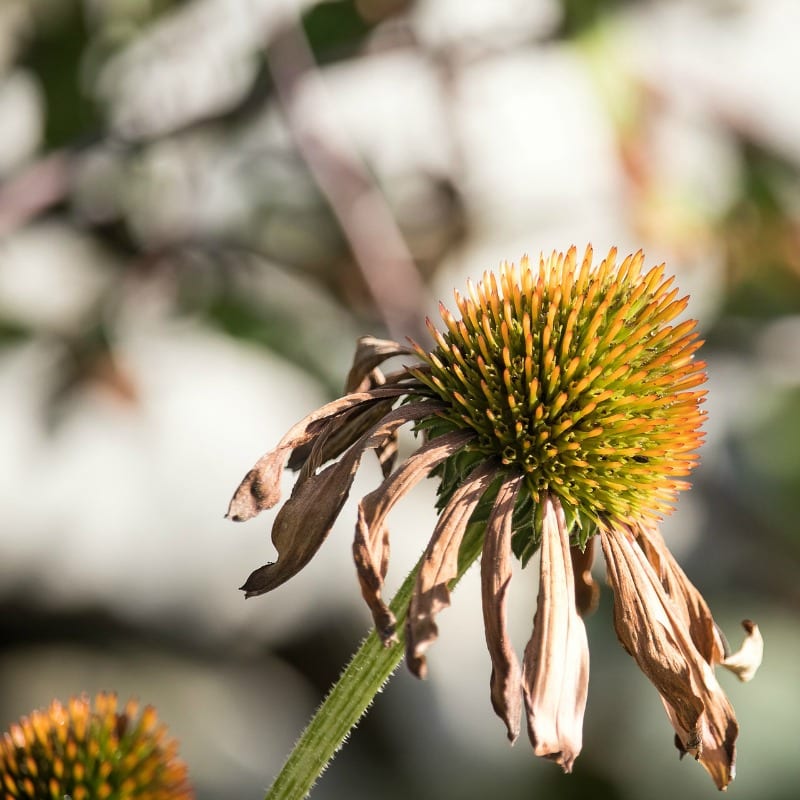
[0,1,798,798]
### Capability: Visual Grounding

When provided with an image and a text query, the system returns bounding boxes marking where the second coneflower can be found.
[0,692,193,800]
[228,245,761,790]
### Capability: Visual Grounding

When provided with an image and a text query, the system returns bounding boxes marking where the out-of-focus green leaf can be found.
[21,0,100,148]
[0,320,32,345]
[737,388,800,547]
[203,293,341,396]
[301,0,380,64]
[556,0,632,38]
[719,265,800,320]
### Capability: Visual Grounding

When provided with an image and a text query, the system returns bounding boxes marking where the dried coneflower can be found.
[229,245,762,796]
[0,692,193,800]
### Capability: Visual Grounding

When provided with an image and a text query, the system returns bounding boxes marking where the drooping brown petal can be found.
[720,620,763,683]
[481,472,524,742]
[291,399,397,479]
[287,337,418,476]
[636,526,726,665]
[345,336,414,393]
[521,495,590,773]
[406,461,497,678]
[601,526,739,790]
[571,537,599,618]
[226,386,408,522]
[239,402,435,597]
[637,528,763,684]
[353,429,476,642]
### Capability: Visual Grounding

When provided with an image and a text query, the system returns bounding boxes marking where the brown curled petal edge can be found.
[345,336,415,393]
[571,536,599,618]
[481,471,525,742]
[406,461,497,679]
[720,620,763,683]
[239,401,436,598]
[636,527,762,683]
[353,427,475,643]
[636,525,726,665]
[292,399,396,480]
[289,375,419,475]
[289,338,422,474]
[226,386,409,522]
[522,495,590,773]
[600,526,739,790]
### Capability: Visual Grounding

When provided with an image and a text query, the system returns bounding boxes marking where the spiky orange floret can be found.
[413,245,706,535]
[0,693,193,800]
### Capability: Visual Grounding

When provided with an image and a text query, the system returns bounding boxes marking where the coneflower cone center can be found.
[413,247,706,549]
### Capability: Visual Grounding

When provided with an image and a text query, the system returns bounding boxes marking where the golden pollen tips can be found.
[418,246,706,531]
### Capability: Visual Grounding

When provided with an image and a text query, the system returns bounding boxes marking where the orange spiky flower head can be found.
[0,692,193,800]
[411,245,706,559]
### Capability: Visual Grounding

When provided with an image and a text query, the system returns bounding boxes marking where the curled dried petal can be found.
[353,428,475,642]
[636,526,726,665]
[522,496,590,773]
[570,537,599,618]
[481,472,524,742]
[721,620,763,683]
[345,336,414,393]
[226,387,407,522]
[289,337,417,477]
[240,402,435,597]
[291,399,396,478]
[601,526,739,790]
[406,462,497,678]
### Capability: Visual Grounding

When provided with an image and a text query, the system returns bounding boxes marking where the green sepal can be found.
[511,488,540,568]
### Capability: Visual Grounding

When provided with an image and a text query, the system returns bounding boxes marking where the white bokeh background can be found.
[1,1,799,798]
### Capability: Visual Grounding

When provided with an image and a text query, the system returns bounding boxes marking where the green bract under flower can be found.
[412,247,706,553]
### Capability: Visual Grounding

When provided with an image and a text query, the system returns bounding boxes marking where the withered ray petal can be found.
[240,401,436,598]
[481,471,525,742]
[292,399,396,479]
[635,526,725,665]
[720,620,763,683]
[521,495,590,773]
[353,428,476,642]
[406,461,497,678]
[571,537,599,618]
[600,527,739,790]
[226,386,409,522]
[345,336,415,393]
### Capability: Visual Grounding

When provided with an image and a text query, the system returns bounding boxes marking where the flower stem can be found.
[265,521,486,800]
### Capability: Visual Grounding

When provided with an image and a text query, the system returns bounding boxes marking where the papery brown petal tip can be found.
[506,730,517,744]
[239,564,276,597]
[534,748,577,773]
[406,626,432,679]
[720,619,763,683]
[376,612,398,646]
[407,652,427,680]
[523,497,589,778]
[227,467,271,522]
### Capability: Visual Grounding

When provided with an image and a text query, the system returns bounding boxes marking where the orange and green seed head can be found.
[0,692,193,800]
[413,245,706,547]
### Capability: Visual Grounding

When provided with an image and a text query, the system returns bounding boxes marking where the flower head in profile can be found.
[0,692,193,799]
[228,245,761,788]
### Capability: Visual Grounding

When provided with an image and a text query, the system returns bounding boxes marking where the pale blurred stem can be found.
[265,521,485,800]
[266,12,430,343]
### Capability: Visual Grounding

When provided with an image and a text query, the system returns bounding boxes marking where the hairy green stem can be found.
[265,522,486,800]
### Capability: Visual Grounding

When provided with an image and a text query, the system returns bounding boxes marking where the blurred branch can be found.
[0,151,73,239]
[267,10,430,343]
